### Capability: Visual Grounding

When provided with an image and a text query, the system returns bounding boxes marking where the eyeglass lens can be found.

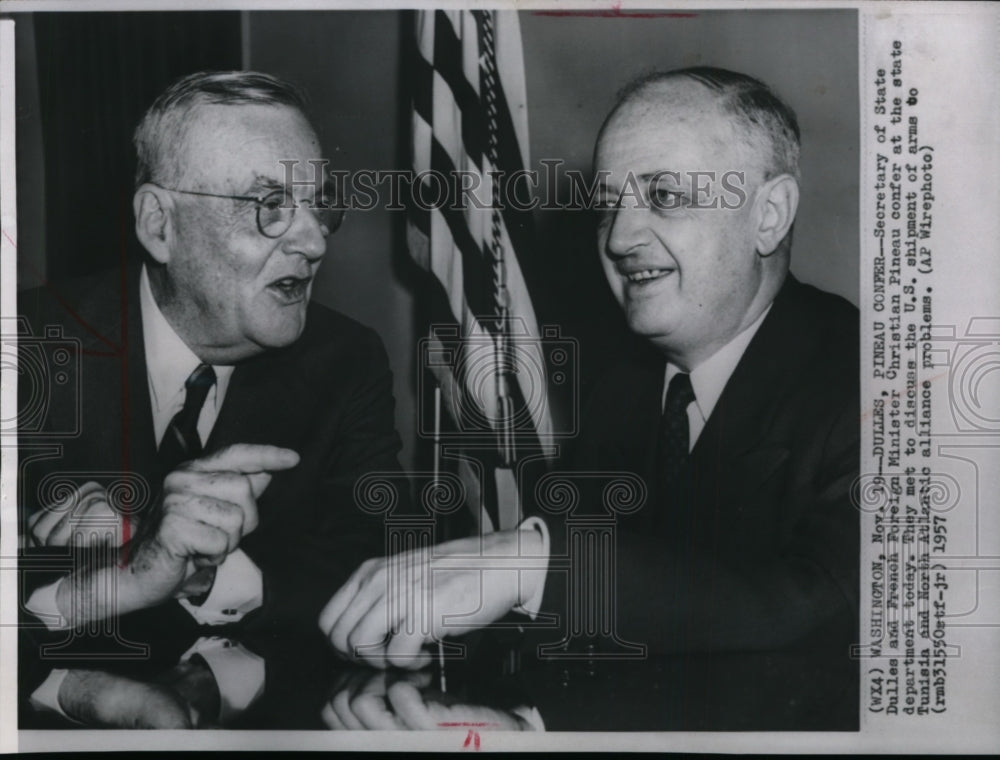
[257,190,345,238]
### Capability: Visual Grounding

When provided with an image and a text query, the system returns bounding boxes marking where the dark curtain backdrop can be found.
[33,12,242,281]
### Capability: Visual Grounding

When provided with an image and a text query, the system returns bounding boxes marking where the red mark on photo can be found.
[437,721,499,727]
[462,729,481,750]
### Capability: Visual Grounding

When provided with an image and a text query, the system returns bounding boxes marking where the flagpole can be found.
[432,381,447,693]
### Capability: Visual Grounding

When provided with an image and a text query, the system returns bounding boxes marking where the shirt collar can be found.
[139,265,234,414]
[665,303,772,422]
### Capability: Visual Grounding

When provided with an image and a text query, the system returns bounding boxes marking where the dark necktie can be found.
[657,372,696,502]
[158,363,217,472]
[141,363,218,604]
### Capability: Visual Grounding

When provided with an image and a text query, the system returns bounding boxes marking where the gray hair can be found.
[133,70,310,189]
[604,66,801,181]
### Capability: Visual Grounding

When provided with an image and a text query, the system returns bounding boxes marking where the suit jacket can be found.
[17,264,403,638]
[531,275,860,729]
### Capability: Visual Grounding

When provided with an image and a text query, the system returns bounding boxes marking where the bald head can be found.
[592,67,802,369]
[597,67,801,184]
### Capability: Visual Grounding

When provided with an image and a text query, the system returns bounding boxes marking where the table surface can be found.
[20,616,859,731]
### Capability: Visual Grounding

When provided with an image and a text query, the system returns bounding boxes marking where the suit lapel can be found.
[205,342,316,453]
[73,265,158,481]
[122,265,158,481]
[689,276,810,499]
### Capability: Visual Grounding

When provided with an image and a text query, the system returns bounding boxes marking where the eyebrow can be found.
[244,174,337,201]
[242,175,284,197]
[596,171,687,189]
[637,171,685,184]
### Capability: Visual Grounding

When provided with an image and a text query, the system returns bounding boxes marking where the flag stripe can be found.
[426,140,496,321]
[414,14,534,276]
[412,57,434,138]
[431,11,487,166]
[409,9,554,531]
[409,219,505,430]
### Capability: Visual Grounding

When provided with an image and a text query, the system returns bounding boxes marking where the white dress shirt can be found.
[137,266,262,625]
[663,304,772,450]
[141,266,235,449]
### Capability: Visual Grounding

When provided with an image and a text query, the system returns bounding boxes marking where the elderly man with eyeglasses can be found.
[18,71,404,726]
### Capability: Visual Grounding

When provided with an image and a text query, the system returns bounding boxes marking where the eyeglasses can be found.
[153,184,346,239]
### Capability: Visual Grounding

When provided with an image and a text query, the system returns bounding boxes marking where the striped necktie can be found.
[158,363,216,472]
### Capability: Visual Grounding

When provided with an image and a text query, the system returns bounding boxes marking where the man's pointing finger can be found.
[188,444,300,474]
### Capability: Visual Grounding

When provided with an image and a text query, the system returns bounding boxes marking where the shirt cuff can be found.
[24,579,68,631]
[177,549,262,626]
[512,517,550,619]
[28,669,82,723]
[180,636,265,724]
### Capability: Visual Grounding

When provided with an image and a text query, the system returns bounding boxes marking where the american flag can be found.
[408,10,553,531]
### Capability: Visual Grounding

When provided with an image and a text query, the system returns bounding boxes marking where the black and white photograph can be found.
[0,0,996,753]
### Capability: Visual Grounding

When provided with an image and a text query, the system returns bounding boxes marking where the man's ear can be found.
[133,184,174,264]
[753,174,799,257]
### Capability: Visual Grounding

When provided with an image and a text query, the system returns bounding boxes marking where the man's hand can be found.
[322,670,408,729]
[321,670,529,731]
[318,528,543,669]
[124,443,299,607]
[27,481,121,548]
[158,656,223,726]
[56,659,222,729]
[57,669,195,729]
[54,444,298,625]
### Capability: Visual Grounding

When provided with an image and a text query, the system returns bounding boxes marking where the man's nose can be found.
[281,205,328,261]
[603,200,651,258]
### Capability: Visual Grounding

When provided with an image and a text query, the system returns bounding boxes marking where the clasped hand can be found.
[27,481,119,548]
[319,528,544,669]
[41,444,298,622]
[322,670,531,731]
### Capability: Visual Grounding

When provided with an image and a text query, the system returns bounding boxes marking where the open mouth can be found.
[622,268,674,284]
[267,275,312,303]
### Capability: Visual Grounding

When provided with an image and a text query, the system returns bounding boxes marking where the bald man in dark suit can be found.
[322,67,859,730]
